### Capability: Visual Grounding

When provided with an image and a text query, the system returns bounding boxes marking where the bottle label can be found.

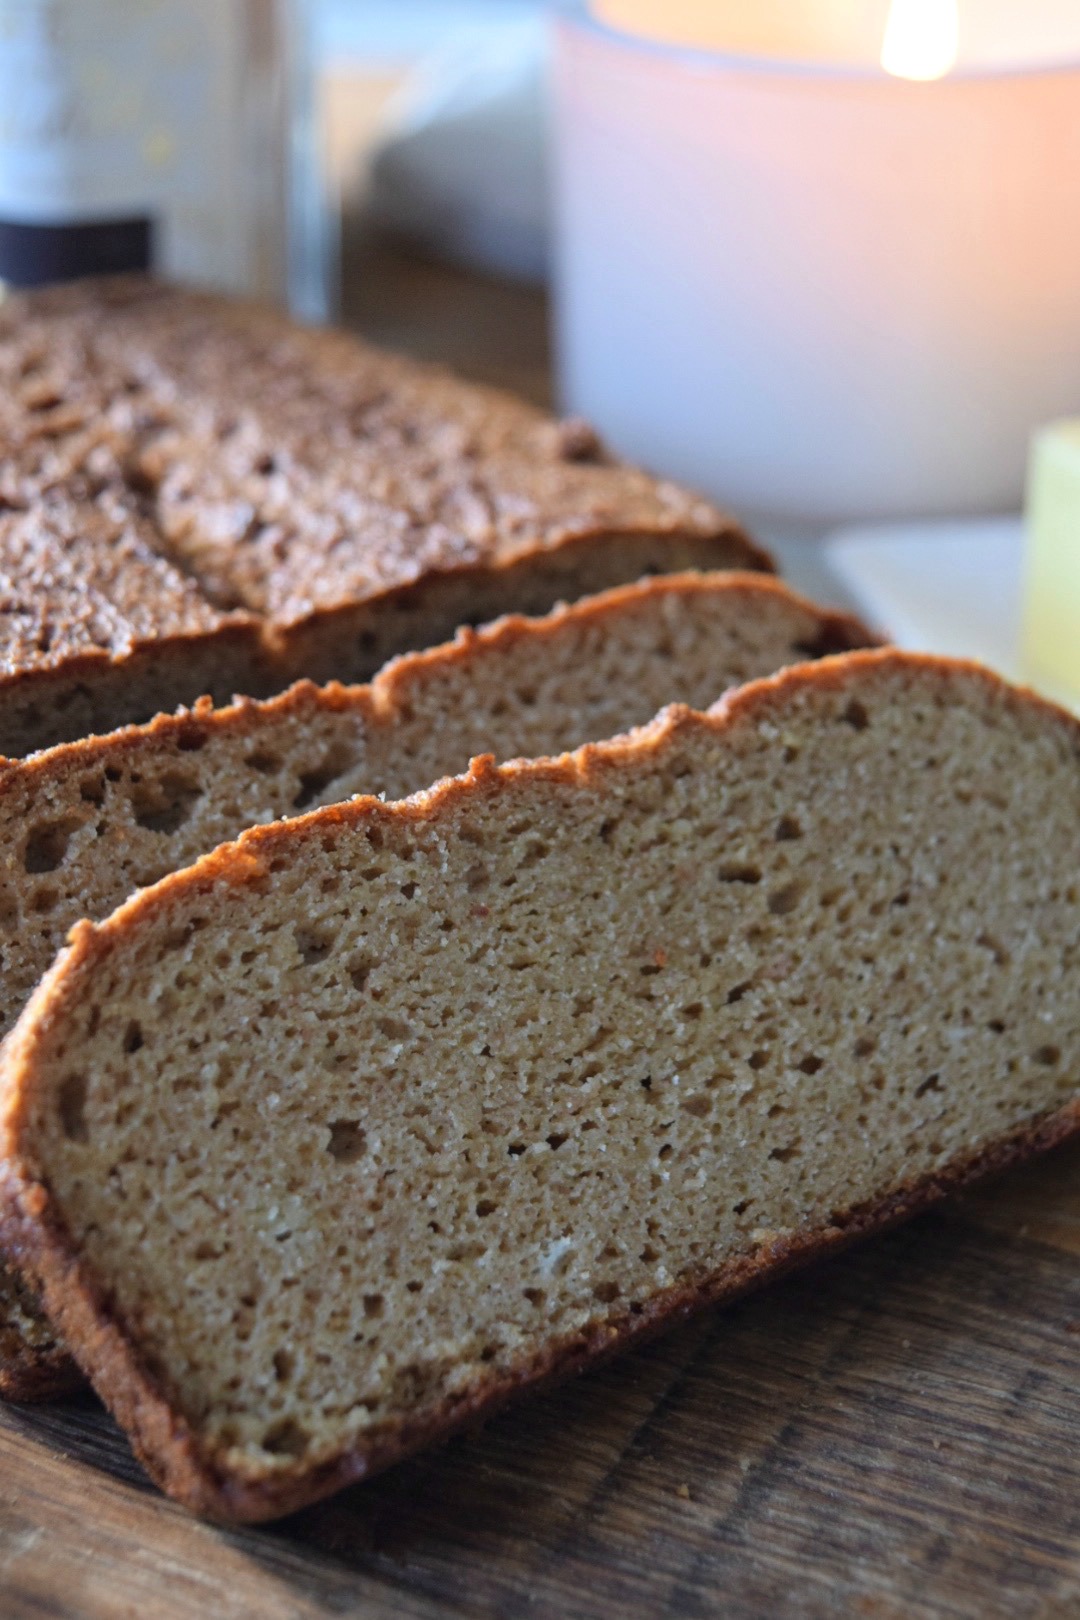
[0,0,270,293]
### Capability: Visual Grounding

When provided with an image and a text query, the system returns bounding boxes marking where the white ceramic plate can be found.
[825,518,1024,682]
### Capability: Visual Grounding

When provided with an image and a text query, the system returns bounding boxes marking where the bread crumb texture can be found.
[0,572,871,1400]
[5,654,1078,1513]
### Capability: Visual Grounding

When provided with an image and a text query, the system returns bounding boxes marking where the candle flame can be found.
[881,0,958,80]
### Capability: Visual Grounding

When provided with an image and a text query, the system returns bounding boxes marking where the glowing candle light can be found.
[880,0,959,82]
[554,3,1080,524]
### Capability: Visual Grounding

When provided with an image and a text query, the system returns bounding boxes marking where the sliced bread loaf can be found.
[1,651,1076,1519]
[0,277,769,754]
[0,572,874,1398]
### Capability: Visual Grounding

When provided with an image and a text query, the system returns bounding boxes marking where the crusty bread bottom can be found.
[0,571,871,1399]
[2,652,1077,1521]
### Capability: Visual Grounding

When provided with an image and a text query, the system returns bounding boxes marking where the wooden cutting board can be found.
[2,1134,1079,1619]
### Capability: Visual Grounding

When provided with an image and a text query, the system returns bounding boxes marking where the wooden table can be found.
[3,253,1079,1619]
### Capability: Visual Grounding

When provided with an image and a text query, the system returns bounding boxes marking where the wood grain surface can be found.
[2,251,1078,1618]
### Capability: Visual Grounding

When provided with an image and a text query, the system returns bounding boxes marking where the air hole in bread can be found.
[294,925,333,967]
[245,751,282,775]
[768,881,805,917]
[293,746,358,810]
[775,815,803,842]
[1034,1045,1061,1067]
[58,1074,88,1143]
[347,956,374,993]
[719,863,761,885]
[326,1120,366,1163]
[376,1016,409,1041]
[841,699,870,731]
[977,931,1010,966]
[131,771,202,836]
[769,1142,801,1163]
[261,1419,310,1458]
[23,817,81,873]
[123,1021,144,1055]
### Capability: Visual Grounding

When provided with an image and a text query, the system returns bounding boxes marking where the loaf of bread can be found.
[0,571,874,1398]
[1,651,1076,1520]
[0,278,768,755]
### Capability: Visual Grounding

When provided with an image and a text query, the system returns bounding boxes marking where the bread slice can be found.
[0,277,769,753]
[0,572,874,1398]
[1,650,1077,1520]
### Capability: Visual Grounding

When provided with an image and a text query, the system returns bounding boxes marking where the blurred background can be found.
[317,0,550,402]
[3,0,1078,700]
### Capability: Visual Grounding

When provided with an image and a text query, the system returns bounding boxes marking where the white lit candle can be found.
[551,1,1080,526]
[880,0,958,81]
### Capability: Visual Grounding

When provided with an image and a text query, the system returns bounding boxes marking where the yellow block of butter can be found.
[1023,421,1080,712]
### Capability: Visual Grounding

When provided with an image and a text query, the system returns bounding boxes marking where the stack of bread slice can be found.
[0,569,874,1398]
[0,280,1076,1527]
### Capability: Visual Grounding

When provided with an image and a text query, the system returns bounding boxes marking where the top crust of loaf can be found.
[1,649,1078,1520]
[0,275,767,628]
[0,277,770,753]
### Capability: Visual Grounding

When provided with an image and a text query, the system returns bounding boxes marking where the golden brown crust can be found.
[372,568,874,703]
[0,649,1077,1517]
